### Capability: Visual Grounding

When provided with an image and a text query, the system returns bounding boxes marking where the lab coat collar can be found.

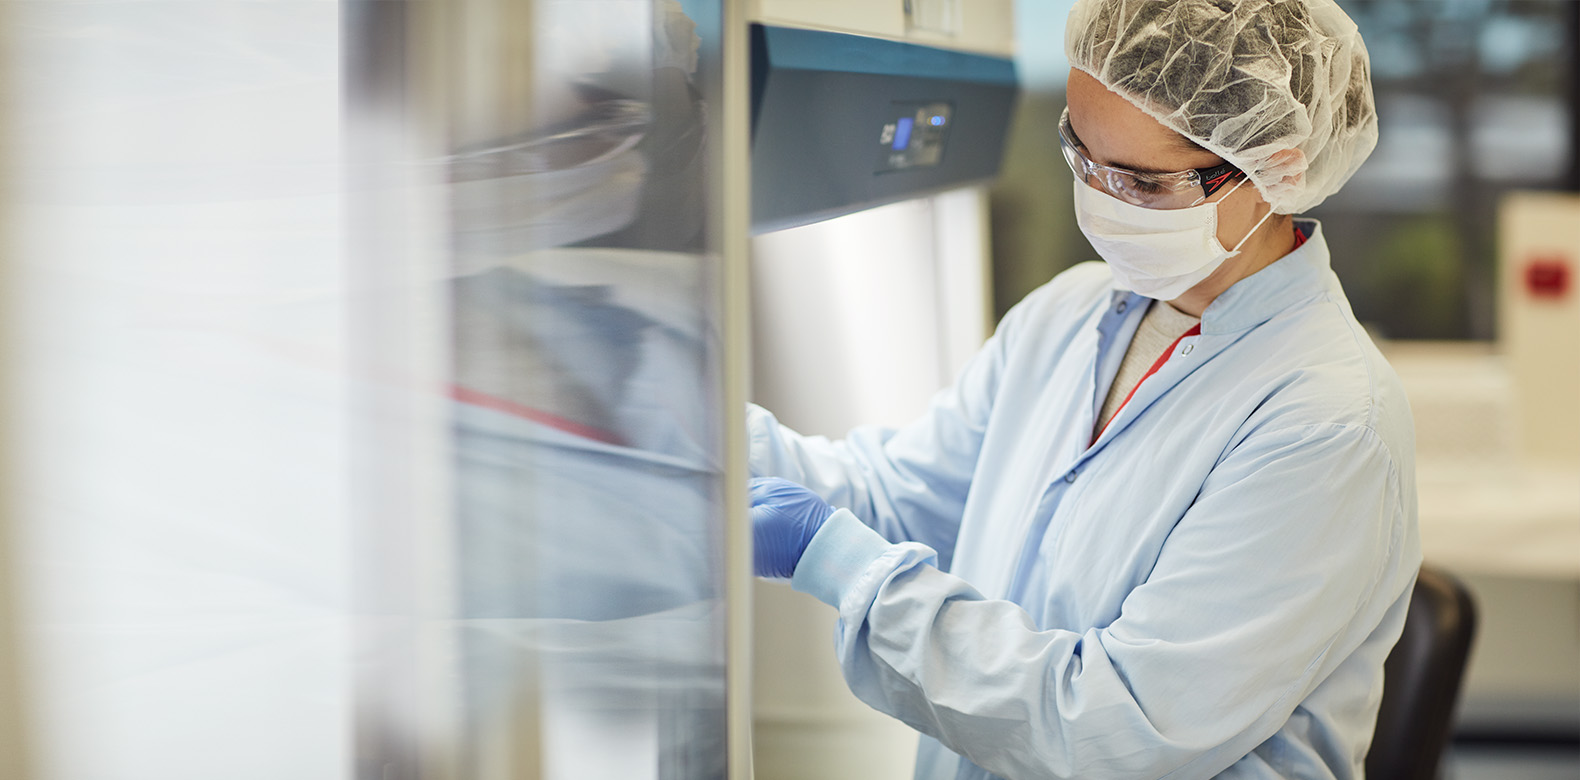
[1104,219,1331,335]
[1084,219,1331,452]
[1198,218,1331,335]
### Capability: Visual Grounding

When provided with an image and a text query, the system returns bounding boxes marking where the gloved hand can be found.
[750,477,837,579]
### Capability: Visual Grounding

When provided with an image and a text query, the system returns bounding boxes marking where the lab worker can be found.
[747,1,1419,779]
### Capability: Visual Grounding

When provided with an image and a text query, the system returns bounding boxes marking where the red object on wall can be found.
[1524,256,1571,300]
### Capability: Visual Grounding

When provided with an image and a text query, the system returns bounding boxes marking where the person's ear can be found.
[1263,148,1306,189]
[1248,147,1306,212]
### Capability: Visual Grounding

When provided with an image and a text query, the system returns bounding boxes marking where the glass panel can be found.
[5,3,350,777]
[4,1,729,777]
[345,1,729,778]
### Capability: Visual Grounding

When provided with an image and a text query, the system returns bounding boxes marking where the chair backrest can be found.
[1365,565,1478,780]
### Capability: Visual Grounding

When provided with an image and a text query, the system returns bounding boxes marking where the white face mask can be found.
[1073,176,1276,301]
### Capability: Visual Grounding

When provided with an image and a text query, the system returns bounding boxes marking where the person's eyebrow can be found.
[1068,116,1222,174]
[1103,156,1180,175]
[1093,146,1181,175]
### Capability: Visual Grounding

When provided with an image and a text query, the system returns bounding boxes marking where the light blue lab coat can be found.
[748,221,1421,780]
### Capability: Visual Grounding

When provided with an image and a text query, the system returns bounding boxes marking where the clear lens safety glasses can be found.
[1058,107,1245,209]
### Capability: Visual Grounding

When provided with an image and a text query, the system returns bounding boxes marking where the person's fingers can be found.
[749,476,801,505]
[748,477,780,504]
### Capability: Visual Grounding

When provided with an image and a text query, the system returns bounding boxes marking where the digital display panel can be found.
[893,116,914,150]
[877,101,952,172]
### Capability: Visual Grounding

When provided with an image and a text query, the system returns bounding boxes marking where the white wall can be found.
[748,189,990,780]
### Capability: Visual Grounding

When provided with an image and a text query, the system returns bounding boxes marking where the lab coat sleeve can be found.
[790,422,1416,780]
[745,300,1028,564]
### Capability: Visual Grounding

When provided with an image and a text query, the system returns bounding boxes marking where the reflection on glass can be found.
[450,254,724,779]
[4,0,725,776]
[6,3,349,778]
[351,0,727,777]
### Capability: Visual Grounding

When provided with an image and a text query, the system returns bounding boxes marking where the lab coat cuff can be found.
[745,403,774,477]
[791,508,892,608]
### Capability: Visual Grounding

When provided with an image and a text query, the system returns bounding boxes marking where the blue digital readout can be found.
[892,116,914,151]
[877,101,951,172]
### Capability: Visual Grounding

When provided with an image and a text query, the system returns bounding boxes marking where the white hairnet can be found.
[1066,0,1379,214]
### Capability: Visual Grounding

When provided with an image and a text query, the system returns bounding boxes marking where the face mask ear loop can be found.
[1229,203,1279,255]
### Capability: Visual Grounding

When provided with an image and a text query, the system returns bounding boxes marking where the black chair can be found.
[1366,565,1478,780]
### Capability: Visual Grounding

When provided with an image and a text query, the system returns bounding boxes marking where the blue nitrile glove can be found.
[750,477,837,579]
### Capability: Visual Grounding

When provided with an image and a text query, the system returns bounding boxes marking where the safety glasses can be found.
[1058,107,1245,209]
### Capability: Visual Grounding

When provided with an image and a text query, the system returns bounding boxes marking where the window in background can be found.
[1311,0,1577,340]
